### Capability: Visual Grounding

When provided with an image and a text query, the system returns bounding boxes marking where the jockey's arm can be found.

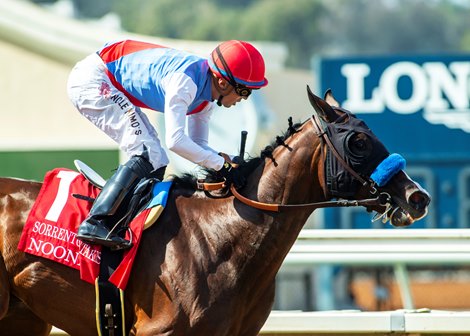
[188,106,236,165]
[163,73,224,170]
[187,103,216,153]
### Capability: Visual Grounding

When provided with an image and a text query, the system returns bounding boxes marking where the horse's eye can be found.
[347,133,372,158]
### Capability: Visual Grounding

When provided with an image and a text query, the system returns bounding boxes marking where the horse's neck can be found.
[151,131,324,318]
[226,131,325,280]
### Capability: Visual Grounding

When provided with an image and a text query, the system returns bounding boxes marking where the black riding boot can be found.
[77,154,154,249]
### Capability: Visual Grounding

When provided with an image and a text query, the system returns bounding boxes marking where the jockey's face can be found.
[221,86,246,107]
[212,76,248,108]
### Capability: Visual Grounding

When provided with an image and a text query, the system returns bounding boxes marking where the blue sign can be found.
[315,54,470,229]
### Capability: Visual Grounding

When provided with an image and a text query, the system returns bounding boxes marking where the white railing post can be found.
[393,263,414,309]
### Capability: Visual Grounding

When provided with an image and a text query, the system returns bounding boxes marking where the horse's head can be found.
[307,85,430,227]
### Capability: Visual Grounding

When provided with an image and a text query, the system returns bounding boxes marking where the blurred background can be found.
[2,0,470,314]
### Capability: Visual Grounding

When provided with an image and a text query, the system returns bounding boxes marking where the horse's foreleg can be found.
[0,295,52,336]
[0,255,9,319]
[0,257,51,335]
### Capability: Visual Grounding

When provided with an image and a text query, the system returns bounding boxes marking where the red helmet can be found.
[209,40,268,89]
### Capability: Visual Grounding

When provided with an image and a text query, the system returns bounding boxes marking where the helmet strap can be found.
[214,46,239,88]
[216,95,223,106]
[212,75,232,106]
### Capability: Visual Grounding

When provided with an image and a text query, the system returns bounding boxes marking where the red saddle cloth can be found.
[17,168,148,290]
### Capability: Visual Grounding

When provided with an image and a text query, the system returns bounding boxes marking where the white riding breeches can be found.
[66,53,169,170]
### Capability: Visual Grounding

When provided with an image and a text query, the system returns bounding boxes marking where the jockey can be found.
[67,39,268,249]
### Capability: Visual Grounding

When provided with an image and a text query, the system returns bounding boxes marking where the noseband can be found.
[199,114,393,213]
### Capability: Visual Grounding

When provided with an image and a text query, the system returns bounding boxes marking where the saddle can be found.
[74,160,165,231]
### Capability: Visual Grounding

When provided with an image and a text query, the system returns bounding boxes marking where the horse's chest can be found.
[182,306,244,336]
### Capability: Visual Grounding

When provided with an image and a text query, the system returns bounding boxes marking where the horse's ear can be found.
[324,88,339,108]
[307,85,338,122]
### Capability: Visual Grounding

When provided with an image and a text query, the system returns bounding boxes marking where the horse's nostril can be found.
[408,190,430,211]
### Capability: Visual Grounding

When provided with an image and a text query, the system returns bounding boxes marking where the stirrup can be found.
[106,226,133,251]
[78,233,132,251]
[109,239,133,251]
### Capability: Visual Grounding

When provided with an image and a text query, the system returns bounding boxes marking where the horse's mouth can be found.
[371,187,430,227]
[373,203,428,227]
[389,207,414,227]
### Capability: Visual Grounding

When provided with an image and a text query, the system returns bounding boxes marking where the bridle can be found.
[198,113,392,213]
[310,108,378,198]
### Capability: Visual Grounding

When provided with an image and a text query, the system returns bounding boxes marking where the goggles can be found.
[234,85,252,98]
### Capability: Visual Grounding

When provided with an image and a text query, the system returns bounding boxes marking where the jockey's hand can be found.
[231,155,243,165]
[218,152,238,167]
[217,161,246,189]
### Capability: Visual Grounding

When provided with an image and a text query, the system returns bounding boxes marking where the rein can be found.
[197,115,391,213]
[230,185,390,213]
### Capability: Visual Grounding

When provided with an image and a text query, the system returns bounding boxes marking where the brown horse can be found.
[0,88,430,336]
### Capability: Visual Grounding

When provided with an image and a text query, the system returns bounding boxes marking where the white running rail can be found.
[281,228,470,310]
[260,309,470,335]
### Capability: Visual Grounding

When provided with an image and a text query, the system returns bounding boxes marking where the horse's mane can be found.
[171,118,303,191]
